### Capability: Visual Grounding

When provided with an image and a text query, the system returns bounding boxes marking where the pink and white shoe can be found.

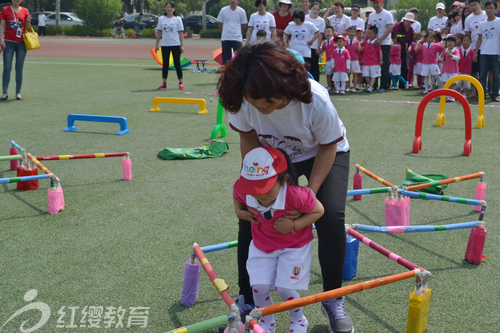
[340,91,346,95]
[179,83,185,90]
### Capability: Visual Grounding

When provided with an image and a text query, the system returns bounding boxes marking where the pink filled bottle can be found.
[353,169,362,200]
[122,154,132,180]
[464,222,487,264]
[181,254,201,306]
[10,146,18,170]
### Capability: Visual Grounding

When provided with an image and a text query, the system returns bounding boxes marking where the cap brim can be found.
[237,175,278,195]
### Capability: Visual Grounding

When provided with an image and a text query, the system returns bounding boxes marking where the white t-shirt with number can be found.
[284,21,319,58]
[464,11,487,50]
[477,17,500,55]
[367,9,394,46]
[156,16,184,46]
[217,6,248,42]
[305,15,325,49]
[229,80,350,162]
[248,12,276,41]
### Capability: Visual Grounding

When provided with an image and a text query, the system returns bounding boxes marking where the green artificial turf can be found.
[0,56,498,332]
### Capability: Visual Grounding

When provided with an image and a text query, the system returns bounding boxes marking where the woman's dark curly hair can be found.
[217,39,312,113]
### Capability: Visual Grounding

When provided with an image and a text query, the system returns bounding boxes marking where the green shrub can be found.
[74,0,123,30]
[46,25,64,36]
[125,28,135,38]
[200,29,221,39]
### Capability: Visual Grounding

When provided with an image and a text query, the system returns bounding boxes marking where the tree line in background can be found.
[20,0,461,35]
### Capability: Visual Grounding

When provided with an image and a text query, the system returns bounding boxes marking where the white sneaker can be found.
[334,90,340,94]
[405,83,410,90]
[326,86,332,91]
[340,91,346,95]
[350,88,357,93]
[389,86,399,90]
[289,316,308,333]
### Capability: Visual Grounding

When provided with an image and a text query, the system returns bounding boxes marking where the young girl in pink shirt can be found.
[457,34,475,96]
[331,35,351,94]
[439,34,461,101]
[389,37,409,90]
[233,146,324,333]
[345,26,361,92]
[407,31,419,88]
[415,31,443,94]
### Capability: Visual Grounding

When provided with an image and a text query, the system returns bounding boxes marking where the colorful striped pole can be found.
[253,270,416,318]
[11,140,24,152]
[35,152,128,160]
[347,228,425,272]
[201,240,238,253]
[405,172,483,191]
[0,155,22,161]
[0,174,54,184]
[352,222,480,233]
[27,154,54,176]
[347,187,391,196]
[356,164,394,187]
[165,313,236,333]
[192,243,265,333]
[399,189,485,207]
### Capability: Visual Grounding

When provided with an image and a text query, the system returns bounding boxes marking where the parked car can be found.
[45,12,84,26]
[120,13,159,30]
[30,11,54,26]
[185,14,218,34]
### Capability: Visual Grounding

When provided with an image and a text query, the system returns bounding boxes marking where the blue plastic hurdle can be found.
[63,114,131,135]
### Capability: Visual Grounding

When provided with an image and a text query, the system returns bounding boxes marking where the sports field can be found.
[0,37,498,332]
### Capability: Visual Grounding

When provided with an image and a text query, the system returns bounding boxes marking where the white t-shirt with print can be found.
[350,17,365,31]
[156,16,184,47]
[464,11,487,50]
[217,6,248,41]
[367,9,394,46]
[427,16,448,31]
[411,21,421,33]
[477,17,500,55]
[229,80,350,162]
[327,14,351,34]
[248,12,276,41]
[305,15,325,49]
[284,21,319,58]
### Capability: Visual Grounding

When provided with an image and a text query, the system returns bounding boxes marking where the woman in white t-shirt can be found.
[305,2,324,82]
[155,2,185,90]
[217,40,353,333]
[323,1,350,36]
[246,0,277,43]
[284,10,320,62]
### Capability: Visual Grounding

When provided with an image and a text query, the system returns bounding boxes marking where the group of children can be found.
[318,25,478,100]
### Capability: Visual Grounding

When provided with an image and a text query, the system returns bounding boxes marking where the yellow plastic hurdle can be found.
[150,97,209,114]
[436,75,485,129]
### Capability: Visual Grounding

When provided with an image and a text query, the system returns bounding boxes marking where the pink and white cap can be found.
[237,147,288,195]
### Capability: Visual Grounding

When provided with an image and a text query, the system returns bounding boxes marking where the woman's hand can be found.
[180,46,184,54]
[274,216,293,234]
[238,210,259,225]
[155,45,159,52]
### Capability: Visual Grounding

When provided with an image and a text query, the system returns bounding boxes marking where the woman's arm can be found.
[155,29,161,52]
[239,130,261,158]
[245,26,253,44]
[25,14,31,31]
[270,27,277,39]
[307,144,337,194]
[308,31,321,46]
[179,30,184,54]
[0,20,6,50]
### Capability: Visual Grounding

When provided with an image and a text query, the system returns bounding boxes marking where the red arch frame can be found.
[413,89,472,156]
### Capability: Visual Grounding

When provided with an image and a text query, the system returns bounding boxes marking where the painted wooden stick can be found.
[164,313,236,333]
[347,187,391,196]
[0,174,53,184]
[0,155,21,161]
[352,222,480,233]
[36,152,128,160]
[399,189,485,207]
[405,172,483,191]
[356,164,394,187]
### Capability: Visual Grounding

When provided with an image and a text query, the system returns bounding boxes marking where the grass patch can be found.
[0,56,499,332]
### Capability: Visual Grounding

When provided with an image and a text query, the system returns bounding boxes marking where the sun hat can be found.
[237,147,288,195]
[403,12,415,22]
[277,0,293,8]
[436,3,445,10]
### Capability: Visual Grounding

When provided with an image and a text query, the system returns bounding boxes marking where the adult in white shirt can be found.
[365,0,393,92]
[323,1,350,36]
[217,0,247,65]
[305,2,325,81]
[464,0,487,97]
[246,0,276,43]
[450,11,464,34]
[284,10,320,61]
[428,3,449,32]
[155,1,185,90]
[474,1,500,101]
[349,4,365,31]
[409,8,422,32]
[37,10,46,36]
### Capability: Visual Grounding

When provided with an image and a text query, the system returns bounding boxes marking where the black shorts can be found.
[472,49,480,73]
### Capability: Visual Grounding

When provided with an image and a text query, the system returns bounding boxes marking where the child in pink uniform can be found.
[389,37,409,90]
[356,27,365,89]
[362,26,382,93]
[321,26,337,91]
[233,146,324,333]
[345,26,361,92]
[407,31,419,88]
[439,34,461,101]
[457,34,475,96]
[415,31,443,94]
[332,35,351,94]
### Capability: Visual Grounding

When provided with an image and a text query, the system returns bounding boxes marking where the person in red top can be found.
[345,26,362,92]
[415,31,443,94]
[457,34,475,95]
[331,35,351,95]
[362,26,383,92]
[233,146,324,333]
[273,0,293,44]
[389,36,409,89]
[0,0,32,101]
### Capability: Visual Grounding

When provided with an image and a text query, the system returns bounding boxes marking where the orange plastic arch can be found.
[413,89,472,156]
[436,75,485,129]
